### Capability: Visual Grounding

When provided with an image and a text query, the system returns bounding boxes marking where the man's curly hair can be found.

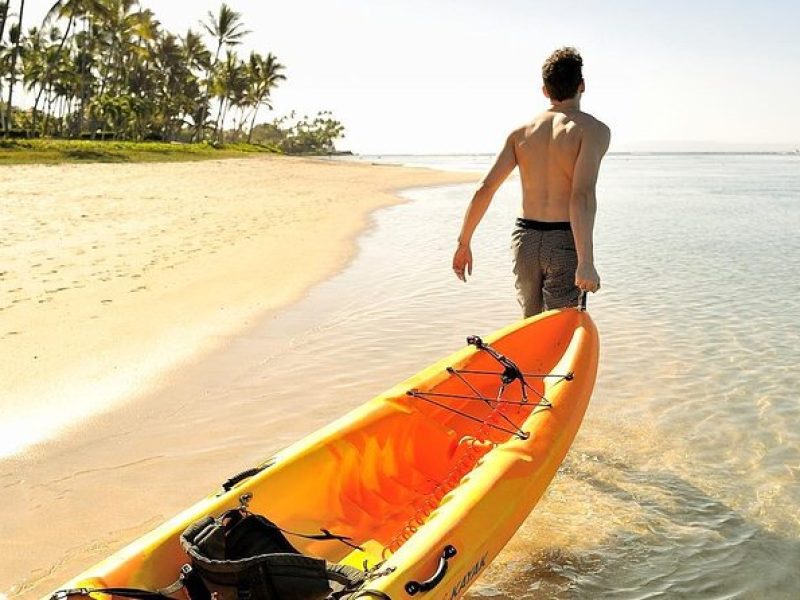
[542,47,584,102]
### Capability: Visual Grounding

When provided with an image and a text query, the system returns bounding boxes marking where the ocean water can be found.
[6,153,799,598]
[247,153,800,598]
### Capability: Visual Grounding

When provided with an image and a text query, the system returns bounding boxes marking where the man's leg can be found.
[512,227,544,318]
[542,230,581,310]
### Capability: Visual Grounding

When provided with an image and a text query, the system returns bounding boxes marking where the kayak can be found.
[48,306,599,600]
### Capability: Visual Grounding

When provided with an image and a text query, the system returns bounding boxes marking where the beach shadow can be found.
[63,149,128,162]
[465,453,800,599]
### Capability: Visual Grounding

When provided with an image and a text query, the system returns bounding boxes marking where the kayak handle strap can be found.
[220,457,277,492]
[404,545,457,596]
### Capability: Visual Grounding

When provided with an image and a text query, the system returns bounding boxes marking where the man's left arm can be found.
[570,121,611,293]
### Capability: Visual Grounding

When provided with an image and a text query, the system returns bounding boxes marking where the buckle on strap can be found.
[51,590,91,600]
[158,565,192,596]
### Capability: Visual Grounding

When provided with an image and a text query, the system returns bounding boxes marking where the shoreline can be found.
[0,156,475,598]
[0,155,476,459]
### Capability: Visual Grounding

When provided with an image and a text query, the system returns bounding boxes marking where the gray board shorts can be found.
[511,217,580,318]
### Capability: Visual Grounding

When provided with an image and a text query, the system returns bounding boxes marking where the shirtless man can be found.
[452,47,610,317]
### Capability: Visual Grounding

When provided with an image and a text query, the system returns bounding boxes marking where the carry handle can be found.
[404,545,457,595]
[220,457,277,492]
[578,290,588,312]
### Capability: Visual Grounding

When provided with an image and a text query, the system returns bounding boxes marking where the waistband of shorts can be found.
[515,217,572,231]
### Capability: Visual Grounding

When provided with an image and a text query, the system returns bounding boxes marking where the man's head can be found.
[542,47,585,102]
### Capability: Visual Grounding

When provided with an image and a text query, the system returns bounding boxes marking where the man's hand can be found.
[452,243,473,282]
[575,261,600,293]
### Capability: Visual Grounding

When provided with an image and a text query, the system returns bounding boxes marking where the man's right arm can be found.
[452,131,518,282]
[570,120,611,293]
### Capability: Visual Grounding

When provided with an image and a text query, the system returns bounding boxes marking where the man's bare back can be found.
[452,47,610,316]
[515,109,607,222]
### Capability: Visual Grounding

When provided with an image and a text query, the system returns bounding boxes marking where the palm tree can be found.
[22,25,44,132]
[151,31,196,140]
[3,0,25,135]
[212,50,248,141]
[181,28,210,73]
[177,28,209,140]
[95,0,139,99]
[42,0,109,136]
[197,2,248,140]
[34,25,62,135]
[246,51,285,143]
[7,1,295,144]
[0,3,10,130]
[0,1,10,40]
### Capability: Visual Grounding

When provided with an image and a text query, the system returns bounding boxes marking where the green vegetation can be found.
[250,111,347,155]
[0,138,278,164]
[0,1,346,161]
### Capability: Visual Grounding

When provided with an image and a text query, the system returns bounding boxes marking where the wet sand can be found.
[0,156,476,597]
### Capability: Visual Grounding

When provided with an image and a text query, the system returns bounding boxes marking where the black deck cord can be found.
[446,367,492,404]
[456,369,574,380]
[448,368,574,405]
[464,337,566,405]
[446,367,529,436]
[50,589,173,600]
[292,527,363,552]
[466,336,524,385]
[48,566,373,600]
[223,508,364,552]
[407,391,528,440]
[50,565,211,600]
[407,389,551,407]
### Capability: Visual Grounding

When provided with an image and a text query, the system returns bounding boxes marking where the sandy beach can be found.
[0,156,475,597]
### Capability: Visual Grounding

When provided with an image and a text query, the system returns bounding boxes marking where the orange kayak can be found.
[48,307,599,600]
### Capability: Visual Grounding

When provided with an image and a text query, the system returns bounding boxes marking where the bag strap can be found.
[50,589,173,600]
[241,562,281,600]
[49,565,211,600]
[220,509,364,552]
[346,592,392,600]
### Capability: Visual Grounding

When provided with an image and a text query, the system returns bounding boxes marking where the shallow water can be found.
[6,153,800,598]
[238,153,800,598]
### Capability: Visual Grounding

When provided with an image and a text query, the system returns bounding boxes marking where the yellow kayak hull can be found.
[49,307,599,599]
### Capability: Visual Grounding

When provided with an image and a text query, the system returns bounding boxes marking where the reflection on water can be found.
[255,154,799,597]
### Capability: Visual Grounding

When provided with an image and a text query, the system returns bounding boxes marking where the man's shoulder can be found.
[507,113,610,150]
[579,112,611,137]
[514,111,609,133]
[507,115,553,145]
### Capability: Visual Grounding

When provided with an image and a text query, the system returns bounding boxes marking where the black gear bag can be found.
[180,508,364,600]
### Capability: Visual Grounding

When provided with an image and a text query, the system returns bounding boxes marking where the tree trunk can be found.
[248,97,264,144]
[198,42,222,142]
[43,83,55,136]
[236,105,247,141]
[0,2,7,132]
[31,83,42,136]
[215,95,224,138]
[4,0,26,136]
[217,98,228,143]
[0,1,10,42]
[76,17,90,138]
[33,15,74,135]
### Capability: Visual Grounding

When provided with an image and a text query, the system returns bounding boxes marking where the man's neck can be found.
[549,97,581,112]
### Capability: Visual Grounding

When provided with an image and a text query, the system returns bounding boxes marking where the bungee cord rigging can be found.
[386,335,574,553]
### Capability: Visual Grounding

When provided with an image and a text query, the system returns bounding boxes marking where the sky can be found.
[13,0,800,153]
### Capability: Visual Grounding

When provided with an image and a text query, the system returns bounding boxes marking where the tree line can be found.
[0,1,345,152]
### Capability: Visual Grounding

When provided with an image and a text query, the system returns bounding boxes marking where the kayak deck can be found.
[52,308,598,599]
